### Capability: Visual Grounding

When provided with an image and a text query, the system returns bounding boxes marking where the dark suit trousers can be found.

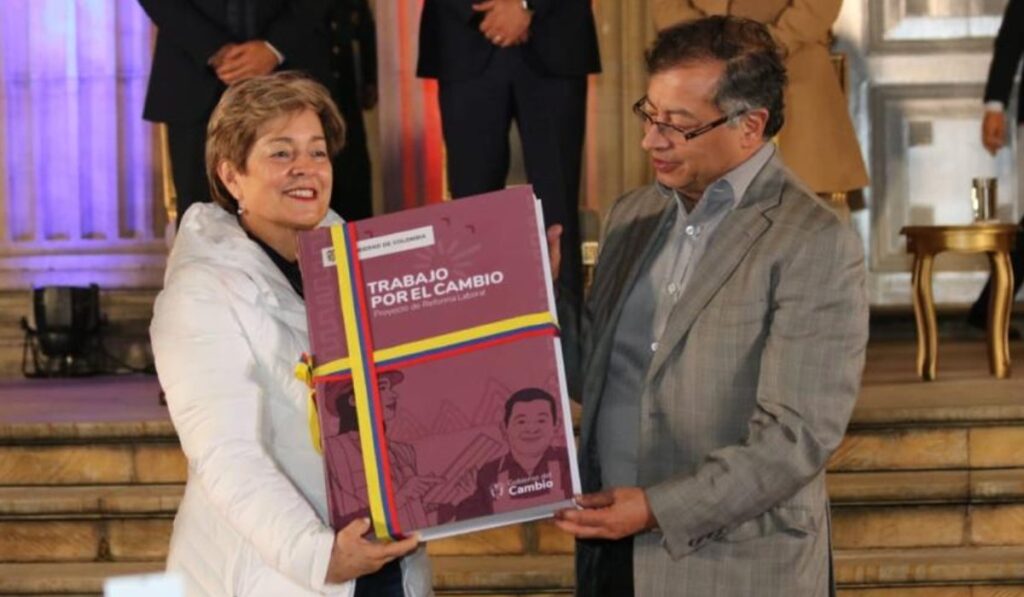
[576,537,634,597]
[167,121,214,223]
[438,47,587,305]
[969,214,1024,323]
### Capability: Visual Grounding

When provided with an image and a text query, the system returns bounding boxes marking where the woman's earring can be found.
[237,204,246,216]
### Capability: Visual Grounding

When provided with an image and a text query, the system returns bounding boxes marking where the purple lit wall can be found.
[0,0,166,288]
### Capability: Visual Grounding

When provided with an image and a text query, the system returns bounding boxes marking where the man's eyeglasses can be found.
[632,97,747,142]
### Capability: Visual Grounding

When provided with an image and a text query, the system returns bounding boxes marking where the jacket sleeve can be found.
[431,0,478,23]
[645,214,869,559]
[430,0,562,24]
[137,0,232,66]
[150,267,349,594]
[766,0,842,57]
[984,0,1024,104]
[651,0,706,31]
[262,4,319,69]
[356,0,378,87]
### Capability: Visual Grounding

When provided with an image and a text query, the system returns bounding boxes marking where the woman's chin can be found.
[288,208,329,230]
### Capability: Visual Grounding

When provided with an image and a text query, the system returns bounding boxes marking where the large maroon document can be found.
[297,186,579,541]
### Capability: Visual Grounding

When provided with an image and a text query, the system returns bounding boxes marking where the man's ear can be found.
[217,160,243,201]
[740,108,770,146]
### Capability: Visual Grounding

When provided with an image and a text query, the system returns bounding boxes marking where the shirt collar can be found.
[655,142,776,213]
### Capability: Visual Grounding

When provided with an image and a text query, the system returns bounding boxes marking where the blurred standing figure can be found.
[313,0,379,221]
[970,0,1024,336]
[139,0,321,223]
[652,0,869,203]
[416,0,601,312]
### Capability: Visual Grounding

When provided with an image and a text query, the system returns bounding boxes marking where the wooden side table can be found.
[901,225,1017,380]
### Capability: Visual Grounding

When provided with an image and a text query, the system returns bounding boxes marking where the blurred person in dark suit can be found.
[139,0,321,222]
[307,0,379,221]
[970,0,1024,338]
[416,0,601,316]
[141,0,379,224]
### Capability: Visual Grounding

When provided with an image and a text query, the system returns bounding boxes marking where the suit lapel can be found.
[645,156,785,382]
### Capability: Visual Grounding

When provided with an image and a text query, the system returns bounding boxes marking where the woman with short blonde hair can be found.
[151,72,430,596]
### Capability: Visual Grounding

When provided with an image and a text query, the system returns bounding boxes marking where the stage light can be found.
[21,284,106,377]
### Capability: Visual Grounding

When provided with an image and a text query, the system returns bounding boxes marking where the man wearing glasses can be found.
[554,16,868,597]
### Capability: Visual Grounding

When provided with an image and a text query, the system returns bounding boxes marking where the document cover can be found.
[297,186,580,541]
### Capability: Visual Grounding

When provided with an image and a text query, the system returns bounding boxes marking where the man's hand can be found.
[546,224,562,283]
[214,41,279,85]
[208,43,237,69]
[473,0,532,48]
[982,111,1007,155]
[553,487,658,540]
[325,518,420,583]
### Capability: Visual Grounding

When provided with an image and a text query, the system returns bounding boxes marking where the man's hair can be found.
[503,388,557,426]
[205,71,346,213]
[645,16,788,138]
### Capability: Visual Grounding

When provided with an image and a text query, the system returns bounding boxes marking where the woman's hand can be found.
[324,518,420,584]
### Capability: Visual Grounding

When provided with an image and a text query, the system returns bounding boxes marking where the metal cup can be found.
[971,177,998,222]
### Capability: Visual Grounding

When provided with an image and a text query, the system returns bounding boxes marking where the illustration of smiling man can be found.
[453,388,573,519]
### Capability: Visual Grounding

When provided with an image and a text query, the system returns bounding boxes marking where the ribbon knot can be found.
[295,353,323,455]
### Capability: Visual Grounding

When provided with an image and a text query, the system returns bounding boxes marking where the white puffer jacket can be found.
[151,204,433,597]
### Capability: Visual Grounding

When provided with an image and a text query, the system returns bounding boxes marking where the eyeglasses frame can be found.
[632,96,748,142]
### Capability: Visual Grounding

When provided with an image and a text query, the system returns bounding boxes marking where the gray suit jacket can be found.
[570,153,868,596]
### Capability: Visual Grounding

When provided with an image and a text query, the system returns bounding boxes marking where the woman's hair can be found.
[205,71,346,213]
[646,16,788,138]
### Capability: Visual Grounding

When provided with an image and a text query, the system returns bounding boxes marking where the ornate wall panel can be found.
[869,0,1007,53]
[0,0,166,289]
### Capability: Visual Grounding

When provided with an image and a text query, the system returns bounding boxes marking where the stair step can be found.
[838,587,1024,596]
[3,548,1024,594]
[0,561,163,594]
[833,503,1024,549]
[850,378,1024,428]
[0,557,575,595]
[0,377,170,442]
[0,485,182,516]
[0,444,186,486]
[0,486,179,564]
[0,518,172,563]
[828,469,1024,504]
[834,545,1024,586]
[828,385,1024,472]
[432,555,574,592]
[829,426,1024,472]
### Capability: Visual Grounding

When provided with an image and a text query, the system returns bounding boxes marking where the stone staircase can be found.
[0,377,575,596]
[831,342,1024,597]
[1,342,1023,595]
[0,377,180,594]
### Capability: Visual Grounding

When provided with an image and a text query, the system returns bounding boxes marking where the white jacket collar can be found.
[166,204,343,318]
